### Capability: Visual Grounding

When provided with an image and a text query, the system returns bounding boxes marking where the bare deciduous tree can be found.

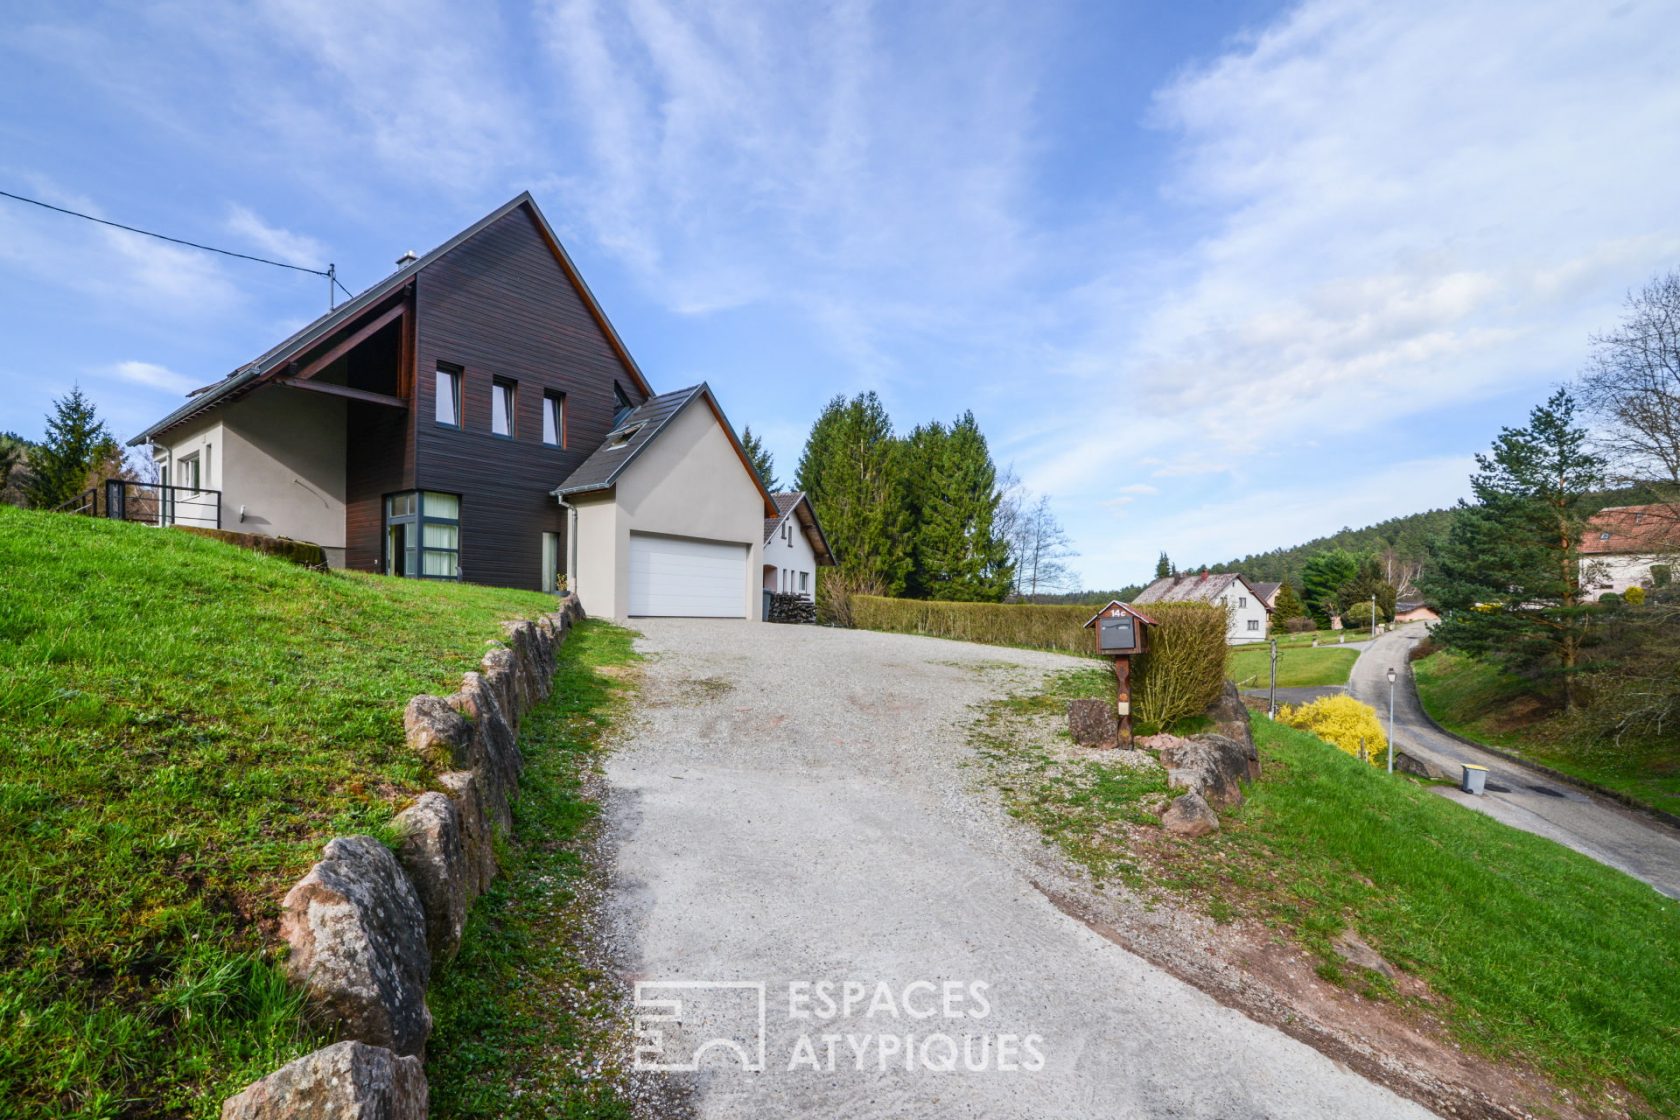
[1011,493,1078,598]
[1581,270,1680,487]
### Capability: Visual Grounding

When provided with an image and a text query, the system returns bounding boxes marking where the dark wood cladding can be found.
[343,319,410,571]
[411,207,650,590]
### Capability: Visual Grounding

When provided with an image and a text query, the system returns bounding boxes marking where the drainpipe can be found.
[555,493,578,602]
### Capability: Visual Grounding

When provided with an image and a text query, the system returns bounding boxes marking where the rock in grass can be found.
[280,836,432,1057]
[1158,734,1250,808]
[1206,681,1260,780]
[1160,791,1220,837]
[1067,698,1118,747]
[448,672,519,833]
[393,793,467,973]
[1394,752,1447,780]
[437,770,496,901]
[220,1040,426,1119]
[1332,929,1396,979]
[403,695,472,770]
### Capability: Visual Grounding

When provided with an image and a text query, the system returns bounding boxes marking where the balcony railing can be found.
[56,480,223,530]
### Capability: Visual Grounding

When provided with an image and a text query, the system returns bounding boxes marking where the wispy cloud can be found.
[105,360,197,394]
[224,205,327,269]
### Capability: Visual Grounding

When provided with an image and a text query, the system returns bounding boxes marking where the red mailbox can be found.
[1082,601,1157,744]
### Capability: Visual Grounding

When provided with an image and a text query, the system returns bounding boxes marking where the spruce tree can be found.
[24,387,117,510]
[901,413,1012,601]
[1424,389,1604,707]
[739,426,779,491]
[1300,549,1360,625]
[794,393,911,595]
[1270,582,1309,628]
[1155,552,1172,580]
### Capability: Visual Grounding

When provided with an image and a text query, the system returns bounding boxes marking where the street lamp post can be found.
[1386,665,1397,773]
[1371,593,1377,635]
[1268,638,1278,718]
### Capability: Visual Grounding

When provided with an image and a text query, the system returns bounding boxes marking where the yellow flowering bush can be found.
[1276,694,1387,766]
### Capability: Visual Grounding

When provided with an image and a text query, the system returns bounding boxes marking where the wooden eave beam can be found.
[277,300,407,384]
[272,377,408,410]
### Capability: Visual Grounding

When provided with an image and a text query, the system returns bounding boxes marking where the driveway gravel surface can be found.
[1350,624,1680,899]
[602,619,1436,1119]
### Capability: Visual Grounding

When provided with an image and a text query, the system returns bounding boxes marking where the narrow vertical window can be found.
[542,531,561,592]
[435,366,461,427]
[491,379,515,437]
[543,392,566,448]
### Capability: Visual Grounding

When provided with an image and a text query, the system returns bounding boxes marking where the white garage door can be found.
[628,533,748,617]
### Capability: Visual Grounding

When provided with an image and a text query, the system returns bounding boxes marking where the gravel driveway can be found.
[1350,624,1680,899]
[603,619,1435,1118]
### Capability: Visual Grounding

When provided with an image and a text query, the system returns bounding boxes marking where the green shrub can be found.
[851,594,1094,652]
[1599,591,1624,604]
[1131,602,1229,725]
[1652,564,1671,588]
[1625,585,1648,606]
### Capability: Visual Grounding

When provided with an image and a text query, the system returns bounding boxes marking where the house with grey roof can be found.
[1132,572,1272,644]
[130,193,786,620]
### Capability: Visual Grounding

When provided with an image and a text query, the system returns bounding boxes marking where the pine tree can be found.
[1424,389,1604,707]
[1155,552,1172,580]
[739,426,779,492]
[1301,549,1360,626]
[24,387,117,510]
[1270,582,1309,628]
[794,392,911,595]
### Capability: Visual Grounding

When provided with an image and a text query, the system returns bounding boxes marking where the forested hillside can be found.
[1204,508,1458,595]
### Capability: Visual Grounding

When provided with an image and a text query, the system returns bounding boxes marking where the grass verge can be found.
[1228,644,1359,689]
[0,507,558,1118]
[1414,649,1680,817]
[973,668,1680,1115]
[425,620,640,1118]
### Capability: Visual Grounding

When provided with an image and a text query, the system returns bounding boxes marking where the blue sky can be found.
[4,0,1678,588]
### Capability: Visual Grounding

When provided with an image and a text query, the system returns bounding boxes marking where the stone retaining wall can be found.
[221,594,585,1120]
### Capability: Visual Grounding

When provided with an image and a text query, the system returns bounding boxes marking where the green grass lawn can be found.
[427,620,639,1119]
[1413,649,1680,818]
[1228,644,1359,688]
[0,506,560,1118]
[1235,627,1376,650]
[975,669,1680,1115]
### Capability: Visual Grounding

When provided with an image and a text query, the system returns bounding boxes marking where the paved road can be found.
[1349,624,1680,899]
[605,619,1434,1119]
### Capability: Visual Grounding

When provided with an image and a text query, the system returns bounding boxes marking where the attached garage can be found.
[628,533,748,617]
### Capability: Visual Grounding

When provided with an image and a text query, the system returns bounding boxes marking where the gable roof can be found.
[1081,600,1158,629]
[763,491,836,566]
[551,383,778,517]
[1581,503,1680,555]
[1249,581,1281,603]
[130,192,652,446]
[1133,572,1268,608]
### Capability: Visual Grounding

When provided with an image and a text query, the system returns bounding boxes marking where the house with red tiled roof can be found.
[1580,504,1680,594]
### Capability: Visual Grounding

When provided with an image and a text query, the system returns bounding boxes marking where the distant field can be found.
[1229,643,1359,689]
[1413,649,1680,817]
[0,507,558,1117]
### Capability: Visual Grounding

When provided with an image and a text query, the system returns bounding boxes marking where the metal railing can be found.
[54,479,223,529]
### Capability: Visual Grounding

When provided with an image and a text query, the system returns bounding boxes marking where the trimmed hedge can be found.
[850,595,1230,726]
[851,595,1097,653]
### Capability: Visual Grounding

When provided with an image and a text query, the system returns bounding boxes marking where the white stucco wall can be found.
[151,387,348,564]
[764,508,819,601]
[570,396,766,621]
[1583,553,1675,594]
[1217,584,1271,644]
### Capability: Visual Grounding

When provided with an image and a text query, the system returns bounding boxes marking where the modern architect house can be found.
[131,193,829,620]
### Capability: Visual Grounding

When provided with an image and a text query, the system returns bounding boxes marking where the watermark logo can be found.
[632,980,767,1072]
[632,979,1043,1074]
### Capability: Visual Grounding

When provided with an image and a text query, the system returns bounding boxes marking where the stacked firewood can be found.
[768,592,817,624]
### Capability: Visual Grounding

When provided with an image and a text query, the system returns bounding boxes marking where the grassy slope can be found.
[0,507,557,1118]
[1228,644,1359,689]
[975,668,1680,1115]
[426,620,639,1119]
[1414,649,1680,817]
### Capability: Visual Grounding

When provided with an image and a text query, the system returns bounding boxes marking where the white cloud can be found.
[224,205,327,268]
[105,360,197,395]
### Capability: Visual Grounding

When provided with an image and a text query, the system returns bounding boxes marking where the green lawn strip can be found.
[426,620,639,1119]
[1413,649,1680,817]
[1235,628,1376,651]
[0,507,557,1118]
[973,669,1680,1115]
[1228,644,1359,689]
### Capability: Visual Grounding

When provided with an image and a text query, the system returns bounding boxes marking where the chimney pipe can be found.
[396,250,419,267]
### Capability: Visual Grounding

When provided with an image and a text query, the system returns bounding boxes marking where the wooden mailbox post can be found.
[1082,601,1157,745]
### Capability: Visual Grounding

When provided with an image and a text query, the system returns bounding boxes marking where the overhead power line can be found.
[0,188,355,305]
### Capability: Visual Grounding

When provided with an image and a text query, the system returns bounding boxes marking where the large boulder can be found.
[280,836,432,1057]
[1161,792,1220,837]
[1157,734,1251,808]
[221,1041,426,1120]
[393,793,468,972]
[480,646,525,731]
[437,770,496,901]
[1207,681,1260,780]
[1067,698,1118,747]
[1394,751,1448,780]
[402,695,472,770]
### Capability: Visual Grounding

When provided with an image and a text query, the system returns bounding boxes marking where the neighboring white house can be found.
[1580,504,1679,595]
[762,492,835,610]
[1132,572,1271,644]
